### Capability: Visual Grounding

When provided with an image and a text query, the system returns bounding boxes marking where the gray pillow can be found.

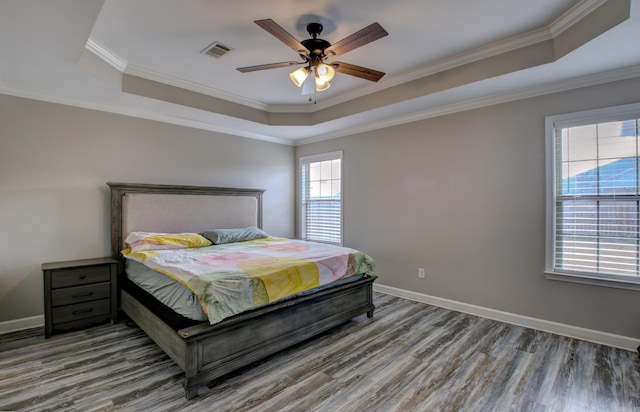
[201,227,268,244]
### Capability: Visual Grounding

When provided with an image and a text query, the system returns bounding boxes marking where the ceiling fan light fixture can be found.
[316,63,335,83]
[290,67,310,87]
[315,81,331,92]
[314,65,332,91]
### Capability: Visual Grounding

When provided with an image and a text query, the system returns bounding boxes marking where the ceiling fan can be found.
[236,19,388,95]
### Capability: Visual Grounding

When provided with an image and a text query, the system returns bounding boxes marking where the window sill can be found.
[545,271,640,292]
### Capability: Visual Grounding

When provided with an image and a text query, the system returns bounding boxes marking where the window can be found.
[546,103,640,289]
[299,151,342,244]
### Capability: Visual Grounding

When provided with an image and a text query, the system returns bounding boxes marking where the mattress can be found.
[126,259,208,321]
[125,258,368,323]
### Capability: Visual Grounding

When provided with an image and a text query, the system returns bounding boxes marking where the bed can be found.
[108,182,377,399]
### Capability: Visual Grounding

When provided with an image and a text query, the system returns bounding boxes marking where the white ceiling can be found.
[1,0,639,145]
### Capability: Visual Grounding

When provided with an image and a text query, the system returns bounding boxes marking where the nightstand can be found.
[43,257,118,338]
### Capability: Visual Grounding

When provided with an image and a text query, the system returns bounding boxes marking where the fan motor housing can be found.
[302,38,331,58]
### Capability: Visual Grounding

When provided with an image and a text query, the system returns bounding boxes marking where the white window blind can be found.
[547,104,640,286]
[299,151,342,244]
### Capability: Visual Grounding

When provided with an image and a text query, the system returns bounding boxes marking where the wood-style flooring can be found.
[1,292,639,411]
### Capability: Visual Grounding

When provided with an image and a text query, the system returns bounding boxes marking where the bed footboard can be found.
[122,274,376,399]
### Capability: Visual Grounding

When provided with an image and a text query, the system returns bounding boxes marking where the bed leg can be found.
[367,309,374,318]
[183,381,199,400]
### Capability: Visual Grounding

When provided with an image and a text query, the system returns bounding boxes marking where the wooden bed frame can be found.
[108,182,376,399]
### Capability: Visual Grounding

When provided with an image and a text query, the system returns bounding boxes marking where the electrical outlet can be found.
[418,268,425,279]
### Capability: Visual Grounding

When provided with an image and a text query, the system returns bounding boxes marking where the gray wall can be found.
[0,94,294,322]
[3,76,640,340]
[296,77,640,340]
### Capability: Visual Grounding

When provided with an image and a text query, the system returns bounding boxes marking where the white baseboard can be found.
[373,283,640,352]
[4,287,638,351]
[0,315,44,335]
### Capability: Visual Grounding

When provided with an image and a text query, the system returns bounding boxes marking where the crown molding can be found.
[273,0,615,111]
[85,37,273,112]
[295,64,640,146]
[2,64,638,148]
[270,26,554,112]
[84,0,625,117]
[549,0,609,36]
[4,0,634,146]
[80,3,566,115]
[0,83,293,145]
[123,64,270,112]
[85,38,127,72]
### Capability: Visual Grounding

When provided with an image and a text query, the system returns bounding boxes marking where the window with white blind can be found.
[546,103,640,290]
[299,151,342,244]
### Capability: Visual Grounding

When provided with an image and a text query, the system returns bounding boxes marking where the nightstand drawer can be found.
[51,283,111,306]
[51,299,111,324]
[51,265,111,289]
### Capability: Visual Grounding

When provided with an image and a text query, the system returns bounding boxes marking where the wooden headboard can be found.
[107,182,265,261]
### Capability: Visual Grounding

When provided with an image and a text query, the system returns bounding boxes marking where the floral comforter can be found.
[122,237,375,324]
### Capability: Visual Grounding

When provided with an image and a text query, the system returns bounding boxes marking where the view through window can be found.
[549,108,640,284]
[300,151,342,244]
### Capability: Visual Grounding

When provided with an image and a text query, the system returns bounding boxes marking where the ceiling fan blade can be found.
[325,22,388,57]
[254,19,309,56]
[237,61,304,73]
[333,62,385,82]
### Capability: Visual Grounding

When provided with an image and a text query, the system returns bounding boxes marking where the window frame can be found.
[298,150,344,245]
[545,102,640,291]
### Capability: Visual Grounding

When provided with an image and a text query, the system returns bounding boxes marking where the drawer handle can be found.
[79,274,87,280]
[72,291,94,298]
[72,308,93,315]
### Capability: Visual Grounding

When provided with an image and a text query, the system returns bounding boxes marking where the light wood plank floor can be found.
[1,293,639,411]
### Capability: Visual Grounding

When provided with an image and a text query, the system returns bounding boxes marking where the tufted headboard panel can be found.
[108,182,264,260]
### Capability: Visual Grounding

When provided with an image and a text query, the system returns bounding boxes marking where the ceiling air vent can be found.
[201,41,233,58]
